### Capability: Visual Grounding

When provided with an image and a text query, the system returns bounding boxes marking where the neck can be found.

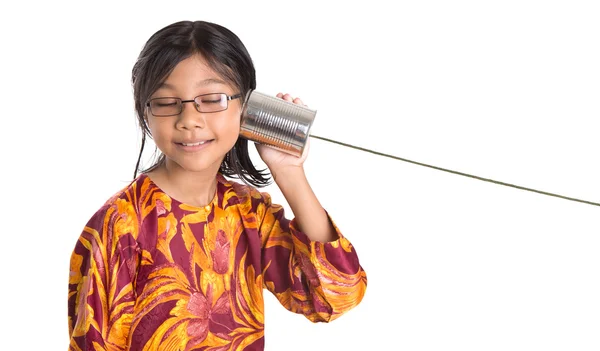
[153,159,222,207]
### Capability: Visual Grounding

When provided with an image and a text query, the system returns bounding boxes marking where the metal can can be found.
[240,90,316,157]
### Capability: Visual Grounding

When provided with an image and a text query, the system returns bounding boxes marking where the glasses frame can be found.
[145,92,243,117]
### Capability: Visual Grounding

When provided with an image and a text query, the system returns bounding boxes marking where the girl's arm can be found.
[68,203,137,350]
[255,188,367,323]
[255,93,366,323]
[272,165,338,243]
[256,93,339,243]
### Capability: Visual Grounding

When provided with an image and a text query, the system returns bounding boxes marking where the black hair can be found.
[131,20,271,187]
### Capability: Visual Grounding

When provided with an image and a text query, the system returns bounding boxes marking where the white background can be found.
[0,0,598,350]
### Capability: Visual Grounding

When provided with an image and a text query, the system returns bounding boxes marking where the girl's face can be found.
[145,54,242,174]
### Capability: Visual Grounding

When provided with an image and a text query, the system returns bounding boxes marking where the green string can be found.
[310,134,599,208]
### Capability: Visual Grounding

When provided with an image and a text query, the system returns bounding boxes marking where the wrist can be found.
[271,165,305,184]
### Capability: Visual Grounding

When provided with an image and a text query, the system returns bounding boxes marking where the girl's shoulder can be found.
[77,176,144,243]
[102,174,148,209]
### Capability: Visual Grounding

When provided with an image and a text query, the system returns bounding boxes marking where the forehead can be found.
[158,54,230,91]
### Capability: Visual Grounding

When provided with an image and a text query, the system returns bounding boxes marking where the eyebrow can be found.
[158,78,227,90]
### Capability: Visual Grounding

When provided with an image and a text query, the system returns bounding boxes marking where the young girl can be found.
[68,20,367,351]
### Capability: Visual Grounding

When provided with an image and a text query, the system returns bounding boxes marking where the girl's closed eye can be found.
[199,94,224,105]
[152,98,179,107]
[156,101,178,107]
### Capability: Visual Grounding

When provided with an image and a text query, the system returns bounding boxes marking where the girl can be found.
[68,20,367,351]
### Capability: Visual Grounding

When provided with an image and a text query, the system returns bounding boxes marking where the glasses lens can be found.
[150,98,180,116]
[196,93,227,112]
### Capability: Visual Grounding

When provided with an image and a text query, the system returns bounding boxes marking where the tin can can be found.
[240,90,316,157]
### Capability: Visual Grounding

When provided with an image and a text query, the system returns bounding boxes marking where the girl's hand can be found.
[255,93,310,174]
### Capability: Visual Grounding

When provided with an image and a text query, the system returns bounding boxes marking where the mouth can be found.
[179,140,212,146]
[176,139,214,151]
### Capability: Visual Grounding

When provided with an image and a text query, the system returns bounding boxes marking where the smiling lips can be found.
[180,140,211,146]
[176,139,214,151]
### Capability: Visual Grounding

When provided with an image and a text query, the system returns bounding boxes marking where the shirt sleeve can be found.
[68,200,139,350]
[256,191,367,323]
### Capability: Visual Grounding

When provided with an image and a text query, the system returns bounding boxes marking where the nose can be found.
[176,100,206,130]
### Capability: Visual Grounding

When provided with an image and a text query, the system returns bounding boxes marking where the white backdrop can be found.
[0,0,598,350]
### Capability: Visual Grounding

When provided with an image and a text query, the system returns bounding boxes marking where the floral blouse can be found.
[68,173,367,351]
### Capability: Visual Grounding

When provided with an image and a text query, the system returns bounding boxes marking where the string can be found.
[309,134,599,208]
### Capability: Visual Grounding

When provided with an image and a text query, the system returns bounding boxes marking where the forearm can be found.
[272,166,338,242]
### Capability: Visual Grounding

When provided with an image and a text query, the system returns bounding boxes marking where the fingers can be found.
[276,92,306,106]
[276,93,294,102]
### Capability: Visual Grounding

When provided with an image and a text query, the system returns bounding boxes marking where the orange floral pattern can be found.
[68,173,367,351]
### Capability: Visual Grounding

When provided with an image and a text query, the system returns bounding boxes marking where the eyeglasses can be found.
[145,93,242,117]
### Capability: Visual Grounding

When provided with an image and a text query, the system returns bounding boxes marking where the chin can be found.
[179,163,217,173]
[164,146,230,173]
[171,158,221,173]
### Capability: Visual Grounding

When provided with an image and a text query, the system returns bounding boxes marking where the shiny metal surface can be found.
[240,90,316,157]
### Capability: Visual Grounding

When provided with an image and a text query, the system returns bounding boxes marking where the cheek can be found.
[147,120,171,141]
[213,113,241,139]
